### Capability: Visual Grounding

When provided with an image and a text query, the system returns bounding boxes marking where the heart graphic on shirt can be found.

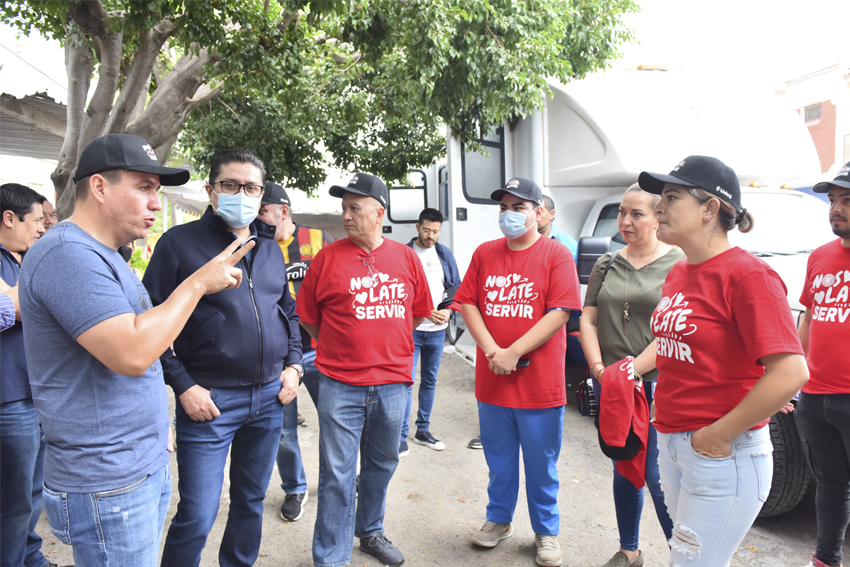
[513,273,522,283]
[355,292,367,304]
[487,291,498,302]
[379,273,389,283]
[814,291,825,304]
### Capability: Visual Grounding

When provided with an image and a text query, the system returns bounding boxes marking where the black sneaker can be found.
[280,491,308,522]
[399,440,410,457]
[413,430,445,451]
[468,436,483,449]
[360,534,404,566]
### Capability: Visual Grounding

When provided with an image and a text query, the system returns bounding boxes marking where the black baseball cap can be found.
[329,172,388,208]
[639,155,742,211]
[490,177,542,207]
[74,134,190,186]
[813,161,850,193]
[261,181,290,206]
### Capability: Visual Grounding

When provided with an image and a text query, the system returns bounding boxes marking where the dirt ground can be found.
[38,349,847,566]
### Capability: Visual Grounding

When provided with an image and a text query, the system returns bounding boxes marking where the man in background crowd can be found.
[401,207,460,456]
[798,163,850,567]
[0,182,47,567]
[537,195,577,260]
[41,199,57,229]
[257,180,333,523]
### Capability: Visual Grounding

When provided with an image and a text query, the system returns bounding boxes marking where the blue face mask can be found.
[214,193,261,228]
[498,210,534,239]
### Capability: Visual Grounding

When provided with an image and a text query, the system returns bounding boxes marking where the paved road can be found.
[38,350,845,566]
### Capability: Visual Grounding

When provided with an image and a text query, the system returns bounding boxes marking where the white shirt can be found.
[413,242,447,332]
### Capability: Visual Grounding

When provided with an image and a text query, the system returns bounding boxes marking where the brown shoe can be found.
[601,550,644,567]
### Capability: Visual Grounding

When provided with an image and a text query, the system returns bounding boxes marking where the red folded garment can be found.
[600,357,650,490]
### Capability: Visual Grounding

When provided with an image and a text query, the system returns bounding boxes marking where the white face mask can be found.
[498,210,534,239]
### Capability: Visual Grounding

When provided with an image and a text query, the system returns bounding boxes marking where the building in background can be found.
[776,64,850,175]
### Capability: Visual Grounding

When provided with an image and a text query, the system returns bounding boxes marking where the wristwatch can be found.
[287,364,304,380]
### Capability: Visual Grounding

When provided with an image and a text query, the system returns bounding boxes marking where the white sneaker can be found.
[535,534,563,567]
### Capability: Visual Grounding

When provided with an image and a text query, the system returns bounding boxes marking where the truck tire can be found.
[447,315,464,345]
[758,410,811,518]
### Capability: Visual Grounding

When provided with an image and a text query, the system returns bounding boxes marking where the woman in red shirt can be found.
[639,155,808,567]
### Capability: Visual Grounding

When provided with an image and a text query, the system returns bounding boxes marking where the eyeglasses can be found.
[359,254,378,285]
[211,180,264,198]
[420,228,441,236]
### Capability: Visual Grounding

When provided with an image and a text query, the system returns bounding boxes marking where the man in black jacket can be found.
[144,150,302,567]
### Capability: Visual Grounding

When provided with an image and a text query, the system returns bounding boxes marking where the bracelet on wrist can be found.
[589,362,605,379]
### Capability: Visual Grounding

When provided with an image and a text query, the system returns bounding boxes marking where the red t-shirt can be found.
[799,238,850,394]
[296,238,433,386]
[652,247,803,433]
[454,236,581,409]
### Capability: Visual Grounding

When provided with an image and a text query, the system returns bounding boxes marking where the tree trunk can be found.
[127,47,217,148]
[52,31,94,220]
[105,18,177,134]
[78,29,124,150]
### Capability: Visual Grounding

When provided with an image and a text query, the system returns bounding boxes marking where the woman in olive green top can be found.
[580,184,684,567]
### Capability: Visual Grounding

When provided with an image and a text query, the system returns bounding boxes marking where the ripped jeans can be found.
[657,427,772,567]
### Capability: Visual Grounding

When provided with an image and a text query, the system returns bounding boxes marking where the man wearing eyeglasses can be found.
[400,207,461,456]
[296,172,433,567]
[143,150,302,567]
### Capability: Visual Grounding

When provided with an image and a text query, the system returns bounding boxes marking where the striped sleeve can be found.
[0,292,15,332]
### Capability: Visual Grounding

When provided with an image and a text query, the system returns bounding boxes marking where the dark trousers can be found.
[797,392,850,567]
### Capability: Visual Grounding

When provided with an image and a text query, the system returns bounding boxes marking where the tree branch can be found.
[153,131,180,166]
[184,82,221,104]
[310,53,362,100]
[216,95,243,124]
[78,26,124,149]
[279,9,298,31]
[127,46,217,147]
[52,30,94,219]
[64,0,109,37]
[485,23,505,50]
[106,17,177,134]
[331,51,361,65]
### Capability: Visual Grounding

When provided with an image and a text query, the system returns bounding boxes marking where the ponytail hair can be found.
[688,188,754,234]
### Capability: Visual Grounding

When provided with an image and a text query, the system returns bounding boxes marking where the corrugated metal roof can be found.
[0,92,65,160]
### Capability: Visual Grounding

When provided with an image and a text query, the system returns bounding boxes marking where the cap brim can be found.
[490,189,540,206]
[638,172,699,194]
[128,165,191,187]
[813,179,850,193]
[329,185,373,199]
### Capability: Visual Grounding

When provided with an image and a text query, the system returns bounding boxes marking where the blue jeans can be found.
[42,463,171,567]
[402,329,444,440]
[797,392,850,566]
[162,380,283,567]
[478,402,564,535]
[277,351,321,494]
[657,427,772,567]
[313,374,406,567]
[0,399,48,567]
[592,379,673,551]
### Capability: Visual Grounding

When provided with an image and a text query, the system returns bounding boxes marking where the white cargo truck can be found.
[381,69,833,517]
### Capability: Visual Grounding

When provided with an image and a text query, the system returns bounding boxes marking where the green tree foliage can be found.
[2,0,637,203]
